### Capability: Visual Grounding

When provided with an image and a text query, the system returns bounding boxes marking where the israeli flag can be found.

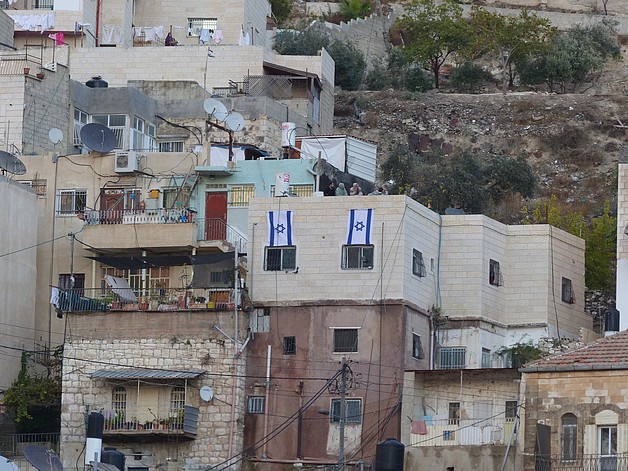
[268,210,294,246]
[346,209,373,245]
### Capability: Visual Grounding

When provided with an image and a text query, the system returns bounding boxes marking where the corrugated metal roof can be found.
[91,368,204,380]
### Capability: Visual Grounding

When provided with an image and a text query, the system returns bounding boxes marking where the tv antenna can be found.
[203,99,245,163]
[0,150,26,176]
[23,446,63,471]
[203,98,229,122]
[79,123,117,153]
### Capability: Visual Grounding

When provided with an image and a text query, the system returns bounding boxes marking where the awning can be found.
[87,252,235,270]
[91,368,204,380]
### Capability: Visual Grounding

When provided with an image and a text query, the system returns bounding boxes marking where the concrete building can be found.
[521,329,628,470]
[243,195,592,468]
[0,175,38,393]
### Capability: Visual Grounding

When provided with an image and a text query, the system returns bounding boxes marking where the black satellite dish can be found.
[0,150,26,175]
[79,123,118,153]
[23,446,63,471]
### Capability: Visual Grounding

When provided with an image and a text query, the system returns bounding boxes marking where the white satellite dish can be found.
[224,112,245,132]
[0,455,21,471]
[200,385,214,401]
[48,128,63,145]
[203,98,228,122]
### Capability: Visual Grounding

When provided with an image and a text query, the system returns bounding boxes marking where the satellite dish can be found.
[200,385,214,401]
[79,123,117,153]
[23,446,63,471]
[0,456,21,471]
[224,112,245,132]
[203,98,228,122]
[48,128,63,145]
[0,150,26,175]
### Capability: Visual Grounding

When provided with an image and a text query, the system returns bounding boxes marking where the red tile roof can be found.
[521,330,628,372]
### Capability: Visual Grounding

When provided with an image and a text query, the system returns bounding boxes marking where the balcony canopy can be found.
[86,252,234,270]
[91,368,204,380]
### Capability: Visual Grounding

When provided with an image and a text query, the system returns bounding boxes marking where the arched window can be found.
[112,386,127,428]
[561,413,577,461]
[170,387,186,429]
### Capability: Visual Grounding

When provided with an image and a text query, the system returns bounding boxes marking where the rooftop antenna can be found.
[0,150,26,176]
[23,446,63,471]
[79,123,117,154]
[203,99,245,163]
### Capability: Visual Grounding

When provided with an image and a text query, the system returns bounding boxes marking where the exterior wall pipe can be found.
[262,344,271,458]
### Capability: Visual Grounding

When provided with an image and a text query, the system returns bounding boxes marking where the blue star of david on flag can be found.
[267,210,293,246]
[346,208,373,245]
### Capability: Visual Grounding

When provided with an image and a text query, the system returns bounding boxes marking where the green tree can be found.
[270,0,294,27]
[339,0,372,22]
[395,0,469,88]
[484,155,537,204]
[365,60,390,90]
[273,28,330,55]
[449,62,493,93]
[326,41,367,90]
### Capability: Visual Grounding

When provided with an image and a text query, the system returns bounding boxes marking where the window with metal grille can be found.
[561,413,577,461]
[170,386,185,417]
[269,184,314,197]
[264,246,296,271]
[505,401,518,422]
[562,277,574,304]
[342,245,374,270]
[158,141,184,152]
[247,396,265,414]
[481,348,492,368]
[413,249,426,277]
[187,18,218,37]
[229,184,255,207]
[412,333,424,360]
[333,328,358,353]
[448,402,460,425]
[112,386,127,421]
[56,189,87,215]
[330,398,362,424]
[283,336,296,355]
[438,347,466,369]
[489,259,502,286]
[17,179,47,196]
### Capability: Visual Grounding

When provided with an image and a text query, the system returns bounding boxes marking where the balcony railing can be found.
[409,418,515,447]
[54,287,238,313]
[535,454,628,471]
[102,405,198,436]
[0,433,60,457]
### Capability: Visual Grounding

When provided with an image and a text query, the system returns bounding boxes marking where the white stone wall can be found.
[0,10,14,47]
[618,164,628,330]
[243,0,272,50]
[0,76,26,151]
[0,177,38,391]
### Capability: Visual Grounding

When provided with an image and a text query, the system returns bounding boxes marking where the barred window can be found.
[229,184,255,207]
[187,18,218,37]
[413,249,426,277]
[112,386,127,421]
[562,277,574,304]
[57,189,86,215]
[158,141,184,152]
[170,387,185,418]
[247,396,265,414]
[342,245,374,270]
[505,401,518,422]
[438,347,466,369]
[333,328,358,353]
[283,336,296,355]
[448,402,460,425]
[269,184,314,197]
[330,398,362,424]
[264,246,296,271]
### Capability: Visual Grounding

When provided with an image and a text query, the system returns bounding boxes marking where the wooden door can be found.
[204,192,227,240]
[100,189,125,223]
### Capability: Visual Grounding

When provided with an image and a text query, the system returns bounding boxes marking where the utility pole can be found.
[339,357,348,471]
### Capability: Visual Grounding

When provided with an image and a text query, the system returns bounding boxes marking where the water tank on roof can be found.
[101,447,125,471]
[375,438,405,471]
[86,76,108,88]
[605,306,620,336]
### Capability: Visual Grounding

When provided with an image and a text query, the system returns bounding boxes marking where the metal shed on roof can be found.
[90,368,204,380]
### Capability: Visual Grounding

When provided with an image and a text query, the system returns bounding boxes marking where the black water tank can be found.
[605,307,620,332]
[86,76,108,88]
[101,447,125,471]
[375,438,404,471]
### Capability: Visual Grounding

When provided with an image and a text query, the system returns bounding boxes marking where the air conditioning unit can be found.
[115,151,138,173]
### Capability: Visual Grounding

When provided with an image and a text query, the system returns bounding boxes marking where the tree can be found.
[465,8,555,93]
[484,155,537,204]
[395,0,468,88]
[326,41,366,90]
[339,0,372,22]
[270,0,294,27]
[449,62,493,93]
[273,28,330,56]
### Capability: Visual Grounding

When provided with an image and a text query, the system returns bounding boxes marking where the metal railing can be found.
[196,217,247,252]
[535,454,628,471]
[100,405,197,435]
[82,208,196,225]
[54,287,238,313]
[0,433,60,457]
[0,52,41,76]
[409,417,515,447]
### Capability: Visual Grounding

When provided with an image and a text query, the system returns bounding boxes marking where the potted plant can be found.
[23,67,30,75]
[36,72,45,79]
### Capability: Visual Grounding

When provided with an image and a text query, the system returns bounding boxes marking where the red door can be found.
[100,189,125,223]
[205,192,227,240]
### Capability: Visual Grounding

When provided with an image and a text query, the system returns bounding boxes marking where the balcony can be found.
[101,405,199,440]
[409,418,516,447]
[54,287,238,313]
[534,454,628,471]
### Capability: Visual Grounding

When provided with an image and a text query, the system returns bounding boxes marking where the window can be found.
[342,245,374,270]
[330,398,362,424]
[162,188,179,209]
[73,109,88,146]
[505,401,518,422]
[247,396,265,414]
[56,189,87,215]
[562,277,574,304]
[187,17,218,37]
[264,246,296,271]
[412,249,426,277]
[112,386,127,422]
[269,184,314,197]
[412,333,424,360]
[560,413,577,461]
[229,184,255,207]
[17,179,47,196]
[333,328,358,353]
[599,425,617,467]
[283,336,296,355]
[124,188,141,210]
[92,114,126,149]
[448,402,460,425]
[250,308,270,333]
[489,259,502,286]
[170,386,185,419]
[59,273,85,296]
[130,117,155,151]
[158,141,184,153]
[481,348,492,368]
[438,347,466,369]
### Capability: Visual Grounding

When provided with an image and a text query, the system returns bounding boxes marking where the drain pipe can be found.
[262,345,272,458]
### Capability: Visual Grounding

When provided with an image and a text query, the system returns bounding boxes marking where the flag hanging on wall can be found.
[346,209,373,245]
[268,210,294,246]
